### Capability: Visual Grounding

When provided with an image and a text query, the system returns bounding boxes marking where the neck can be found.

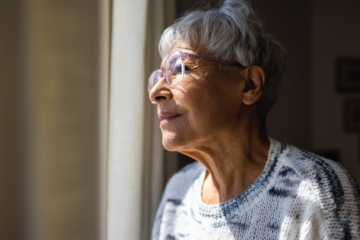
[180,109,270,204]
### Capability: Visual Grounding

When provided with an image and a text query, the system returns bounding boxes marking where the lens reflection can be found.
[166,51,183,87]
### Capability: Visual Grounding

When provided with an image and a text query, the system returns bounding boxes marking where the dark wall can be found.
[250,0,312,150]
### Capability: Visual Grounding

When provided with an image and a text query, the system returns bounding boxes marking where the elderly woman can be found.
[148,0,360,239]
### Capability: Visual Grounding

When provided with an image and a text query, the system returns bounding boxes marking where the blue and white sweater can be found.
[152,139,360,240]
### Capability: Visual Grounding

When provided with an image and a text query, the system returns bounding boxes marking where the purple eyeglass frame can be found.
[148,49,246,92]
[181,51,245,68]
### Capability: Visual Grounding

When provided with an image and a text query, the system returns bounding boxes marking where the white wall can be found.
[312,0,360,183]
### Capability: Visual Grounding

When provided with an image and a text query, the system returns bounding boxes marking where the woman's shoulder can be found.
[269,139,359,194]
[284,144,359,190]
[281,144,360,198]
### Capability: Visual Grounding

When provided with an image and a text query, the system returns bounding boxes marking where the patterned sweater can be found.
[152,139,360,240]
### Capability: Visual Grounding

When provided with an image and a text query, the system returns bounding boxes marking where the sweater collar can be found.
[191,138,288,223]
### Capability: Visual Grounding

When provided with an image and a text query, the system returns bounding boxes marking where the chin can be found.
[161,132,185,152]
[162,138,180,152]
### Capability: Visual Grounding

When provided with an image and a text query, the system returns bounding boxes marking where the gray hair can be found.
[158,0,287,120]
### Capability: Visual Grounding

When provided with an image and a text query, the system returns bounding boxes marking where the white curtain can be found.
[107,0,149,239]
[107,0,178,239]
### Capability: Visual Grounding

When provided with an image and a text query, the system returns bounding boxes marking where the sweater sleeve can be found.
[293,149,360,240]
[279,156,360,239]
[324,160,360,240]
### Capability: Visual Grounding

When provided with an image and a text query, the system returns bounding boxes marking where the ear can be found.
[242,66,266,105]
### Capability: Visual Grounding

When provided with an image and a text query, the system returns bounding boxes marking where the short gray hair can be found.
[158,0,287,120]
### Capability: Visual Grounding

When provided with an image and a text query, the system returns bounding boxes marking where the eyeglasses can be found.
[147,49,245,92]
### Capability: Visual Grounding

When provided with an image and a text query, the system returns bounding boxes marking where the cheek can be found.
[185,82,242,130]
[181,86,222,130]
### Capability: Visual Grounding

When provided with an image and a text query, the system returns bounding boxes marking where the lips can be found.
[158,112,181,124]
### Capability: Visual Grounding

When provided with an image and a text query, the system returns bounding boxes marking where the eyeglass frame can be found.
[147,49,246,92]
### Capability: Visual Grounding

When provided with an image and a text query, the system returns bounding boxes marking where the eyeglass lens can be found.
[165,51,183,88]
[148,50,184,92]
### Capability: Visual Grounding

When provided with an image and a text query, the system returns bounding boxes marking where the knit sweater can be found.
[151,138,360,240]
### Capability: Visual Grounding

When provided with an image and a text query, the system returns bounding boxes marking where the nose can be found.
[149,76,173,104]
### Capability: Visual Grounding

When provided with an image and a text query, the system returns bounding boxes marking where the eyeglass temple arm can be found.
[181,53,245,68]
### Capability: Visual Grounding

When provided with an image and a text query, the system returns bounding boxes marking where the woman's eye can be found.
[173,65,191,75]
[174,66,182,74]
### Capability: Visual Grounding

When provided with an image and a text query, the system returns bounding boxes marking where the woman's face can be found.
[149,41,247,152]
